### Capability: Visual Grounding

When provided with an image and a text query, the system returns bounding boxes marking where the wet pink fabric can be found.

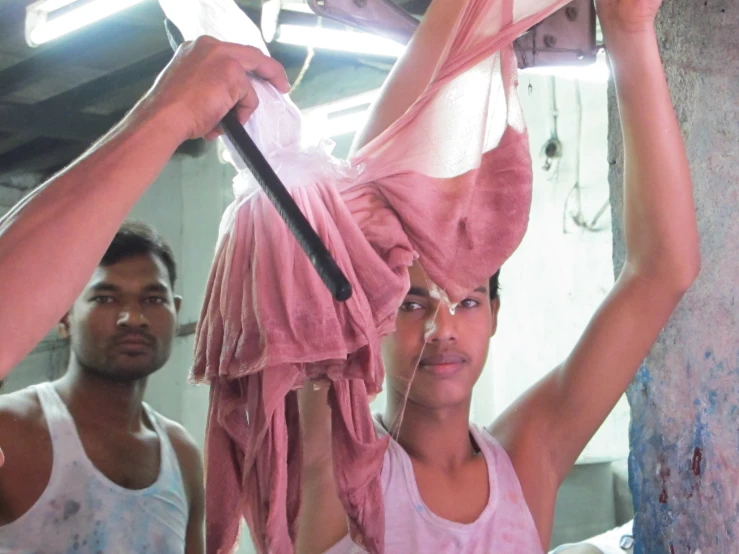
[160,0,569,552]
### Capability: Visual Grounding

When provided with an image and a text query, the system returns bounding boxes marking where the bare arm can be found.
[0,391,47,524]
[350,0,464,152]
[296,386,348,554]
[184,452,205,554]
[0,38,289,380]
[493,0,700,485]
[165,421,205,554]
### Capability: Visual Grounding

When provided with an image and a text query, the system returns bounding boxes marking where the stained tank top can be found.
[0,382,189,554]
[325,416,544,554]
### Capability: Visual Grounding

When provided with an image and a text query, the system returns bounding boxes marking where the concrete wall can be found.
[608,2,739,553]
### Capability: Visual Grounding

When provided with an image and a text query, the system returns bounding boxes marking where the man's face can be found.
[382,263,500,409]
[60,253,181,382]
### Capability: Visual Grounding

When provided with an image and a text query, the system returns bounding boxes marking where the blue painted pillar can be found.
[607,2,739,553]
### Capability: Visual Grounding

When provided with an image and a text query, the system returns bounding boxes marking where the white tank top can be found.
[0,382,189,554]
[325,416,544,554]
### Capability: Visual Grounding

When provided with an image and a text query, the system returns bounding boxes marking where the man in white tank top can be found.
[296,0,700,551]
[0,222,204,554]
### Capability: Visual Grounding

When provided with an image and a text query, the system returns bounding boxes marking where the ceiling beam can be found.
[0,51,170,155]
[0,20,154,98]
[38,50,172,111]
[0,139,86,181]
[0,102,119,142]
[0,132,34,156]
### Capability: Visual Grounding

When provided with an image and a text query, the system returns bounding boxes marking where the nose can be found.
[425,302,458,343]
[117,302,150,329]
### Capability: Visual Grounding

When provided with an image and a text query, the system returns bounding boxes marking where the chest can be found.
[411,455,490,524]
[76,424,162,489]
[0,423,161,525]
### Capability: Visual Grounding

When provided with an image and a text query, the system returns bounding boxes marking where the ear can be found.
[57,313,72,340]
[174,295,183,314]
[489,297,501,338]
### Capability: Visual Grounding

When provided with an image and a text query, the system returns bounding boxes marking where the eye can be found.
[399,301,424,312]
[91,296,115,304]
[145,296,167,305]
[459,298,480,309]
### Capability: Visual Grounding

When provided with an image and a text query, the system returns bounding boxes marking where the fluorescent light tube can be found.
[522,52,610,82]
[302,88,380,141]
[26,0,147,47]
[276,24,405,58]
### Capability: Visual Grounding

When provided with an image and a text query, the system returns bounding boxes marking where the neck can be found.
[54,360,148,432]
[383,388,476,471]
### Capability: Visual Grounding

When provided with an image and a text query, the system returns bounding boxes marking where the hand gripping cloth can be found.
[159,0,570,552]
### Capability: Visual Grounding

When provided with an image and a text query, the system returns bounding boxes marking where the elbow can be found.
[669,244,701,296]
[661,260,701,300]
[626,248,701,299]
[678,252,701,294]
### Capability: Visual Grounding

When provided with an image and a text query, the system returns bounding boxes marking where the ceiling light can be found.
[302,88,380,142]
[522,51,610,83]
[25,0,148,47]
[281,1,314,14]
[276,24,405,58]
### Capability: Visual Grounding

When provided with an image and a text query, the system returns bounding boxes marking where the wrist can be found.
[601,19,657,46]
[603,25,660,70]
[126,93,194,149]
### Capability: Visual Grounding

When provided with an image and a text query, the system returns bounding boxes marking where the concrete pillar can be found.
[607,2,738,553]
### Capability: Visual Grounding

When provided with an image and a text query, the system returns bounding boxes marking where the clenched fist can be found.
[137,36,290,142]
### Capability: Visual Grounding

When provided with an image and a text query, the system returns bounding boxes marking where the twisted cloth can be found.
[160,0,569,552]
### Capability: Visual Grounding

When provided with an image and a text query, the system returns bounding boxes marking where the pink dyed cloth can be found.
[160,0,569,553]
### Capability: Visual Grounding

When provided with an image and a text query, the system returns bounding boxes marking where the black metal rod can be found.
[164,19,352,302]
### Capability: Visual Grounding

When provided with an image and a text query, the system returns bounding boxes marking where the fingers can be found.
[249,56,290,93]
[218,42,290,93]
[230,68,260,124]
[183,37,290,93]
[160,37,289,140]
[203,77,259,139]
[234,102,257,127]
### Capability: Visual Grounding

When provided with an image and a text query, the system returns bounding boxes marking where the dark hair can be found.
[102,221,177,287]
[489,270,500,301]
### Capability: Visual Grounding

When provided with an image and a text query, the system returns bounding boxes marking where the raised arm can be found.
[492,0,700,487]
[0,38,289,379]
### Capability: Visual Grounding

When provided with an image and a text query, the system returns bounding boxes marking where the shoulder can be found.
[0,387,45,433]
[0,387,48,481]
[149,411,204,511]
[153,412,202,470]
[151,411,203,492]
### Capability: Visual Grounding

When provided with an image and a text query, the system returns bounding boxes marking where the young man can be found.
[296,0,700,551]
[0,222,204,554]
